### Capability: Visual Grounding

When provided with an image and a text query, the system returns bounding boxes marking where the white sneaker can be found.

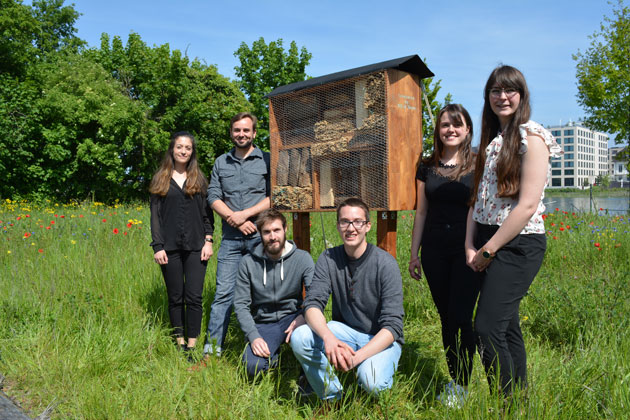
[437,381,468,408]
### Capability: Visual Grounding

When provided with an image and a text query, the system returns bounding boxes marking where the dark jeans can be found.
[204,235,261,355]
[421,224,482,386]
[242,312,299,376]
[474,223,546,395]
[161,249,207,339]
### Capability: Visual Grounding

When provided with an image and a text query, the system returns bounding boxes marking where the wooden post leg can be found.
[292,212,311,253]
[376,211,397,258]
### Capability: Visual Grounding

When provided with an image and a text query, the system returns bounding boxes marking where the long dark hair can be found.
[471,65,531,203]
[423,103,475,180]
[149,131,208,197]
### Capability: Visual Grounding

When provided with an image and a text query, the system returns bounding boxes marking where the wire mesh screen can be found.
[271,71,389,211]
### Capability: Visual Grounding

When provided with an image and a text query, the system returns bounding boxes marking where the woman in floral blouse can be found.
[465,65,561,397]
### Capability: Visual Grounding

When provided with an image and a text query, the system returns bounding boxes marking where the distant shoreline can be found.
[545,188,629,198]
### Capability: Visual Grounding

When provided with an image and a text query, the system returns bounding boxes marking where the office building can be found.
[608,146,629,185]
[547,122,608,188]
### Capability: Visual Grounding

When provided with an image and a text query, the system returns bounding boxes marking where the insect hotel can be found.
[266,55,434,256]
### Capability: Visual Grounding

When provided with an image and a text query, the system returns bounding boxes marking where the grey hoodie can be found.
[234,240,314,343]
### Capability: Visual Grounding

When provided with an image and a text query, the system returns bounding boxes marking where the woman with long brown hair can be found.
[409,104,481,407]
[465,66,561,397]
[150,131,214,358]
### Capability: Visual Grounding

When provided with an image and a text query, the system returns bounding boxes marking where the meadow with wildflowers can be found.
[0,199,628,419]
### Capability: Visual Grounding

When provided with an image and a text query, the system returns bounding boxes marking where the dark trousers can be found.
[474,223,546,395]
[160,250,207,339]
[421,225,482,386]
[242,312,299,377]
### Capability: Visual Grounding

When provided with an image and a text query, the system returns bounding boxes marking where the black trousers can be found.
[421,224,482,386]
[474,223,546,395]
[160,250,208,339]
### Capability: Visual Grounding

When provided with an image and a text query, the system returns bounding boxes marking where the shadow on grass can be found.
[396,339,446,405]
[140,278,170,334]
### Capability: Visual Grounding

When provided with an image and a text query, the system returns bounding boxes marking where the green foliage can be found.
[86,32,250,191]
[574,0,630,144]
[0,0,250,201]
[595,173,611,188]
[234,37,312,150]
[420,67,453,157]
[0,0,83,78]
[0,74,41,198]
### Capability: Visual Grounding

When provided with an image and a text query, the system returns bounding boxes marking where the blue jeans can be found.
[204,235,261,355]
[242,313,298,376]
[290,321,402,400]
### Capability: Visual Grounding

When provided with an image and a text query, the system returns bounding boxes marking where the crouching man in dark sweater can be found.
[290,198,404,400]
[233,209,314,376]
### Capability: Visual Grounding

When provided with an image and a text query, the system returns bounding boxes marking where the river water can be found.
[542,195,630,215]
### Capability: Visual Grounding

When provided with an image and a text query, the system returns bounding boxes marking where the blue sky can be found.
[63,0,615,143]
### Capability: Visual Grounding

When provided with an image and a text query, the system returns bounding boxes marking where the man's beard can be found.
[264,237,285,257]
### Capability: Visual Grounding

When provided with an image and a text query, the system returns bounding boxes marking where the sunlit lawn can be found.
[1,199,629,419]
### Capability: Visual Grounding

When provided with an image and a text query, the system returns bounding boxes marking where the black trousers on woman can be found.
[160,249,208,338]
[474,223,546,396]
[421,224,482,387]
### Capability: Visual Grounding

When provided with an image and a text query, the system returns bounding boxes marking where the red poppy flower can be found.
[79,215,84,218]
[599,208,603,211]
[38,249,43,253]
[123,231,128,236]
[16,216,21,220]
[25,214,30,218]
[113,228,119,234]
[23,232,31,238]
[555,208,559,212]
[566,225,571,229]
[126,222,132,228]
[551,223,556,227]
[553,236,557,240]
[102,219,107,223]
[46,226,51,230]
[559,227,565,231]
[594,242,600,247]
[50,221,55,225]
[60,215,65,218]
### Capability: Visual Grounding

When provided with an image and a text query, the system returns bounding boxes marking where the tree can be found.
[574,0,630,150]
[596,173,611,188]
[420,66,453,157]
[89,33,250,182]
[0,0,83,78]
[234,37,312,150]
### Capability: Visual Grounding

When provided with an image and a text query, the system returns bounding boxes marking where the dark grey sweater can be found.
[234,240,314,343]
[305,244,405,345]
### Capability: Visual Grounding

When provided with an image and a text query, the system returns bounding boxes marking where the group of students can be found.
[149,64,561,406]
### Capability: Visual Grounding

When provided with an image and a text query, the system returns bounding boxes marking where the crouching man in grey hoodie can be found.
[233,209,314,376]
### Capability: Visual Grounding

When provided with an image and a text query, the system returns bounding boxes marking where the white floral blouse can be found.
[472,120,562,234]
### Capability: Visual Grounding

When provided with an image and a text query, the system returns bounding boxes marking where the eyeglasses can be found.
[489,87,519,98]
[338,219,368,229]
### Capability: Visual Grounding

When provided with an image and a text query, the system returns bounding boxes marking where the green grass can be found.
[545,187,630,197]
[1,200,629,419]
